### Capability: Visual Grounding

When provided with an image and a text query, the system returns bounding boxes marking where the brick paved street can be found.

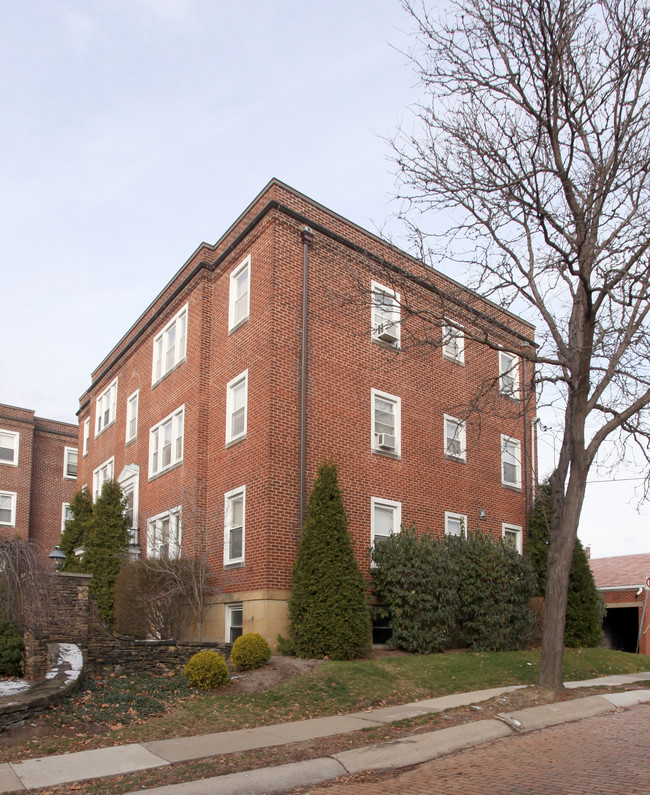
[308,704,650,794]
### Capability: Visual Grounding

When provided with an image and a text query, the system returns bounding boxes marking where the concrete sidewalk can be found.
[1,672,649,794]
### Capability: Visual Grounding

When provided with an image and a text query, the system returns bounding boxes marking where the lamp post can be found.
[48,545,66,571]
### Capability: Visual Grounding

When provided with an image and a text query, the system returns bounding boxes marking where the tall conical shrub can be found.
[289,462,370,659]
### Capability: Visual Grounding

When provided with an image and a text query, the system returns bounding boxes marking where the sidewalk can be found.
[1,672,649,794]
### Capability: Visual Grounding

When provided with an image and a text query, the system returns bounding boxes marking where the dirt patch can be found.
[228,655,322,693]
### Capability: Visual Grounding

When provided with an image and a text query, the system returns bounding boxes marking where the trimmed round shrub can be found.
[183,650,230,689]
[230,632,272,670]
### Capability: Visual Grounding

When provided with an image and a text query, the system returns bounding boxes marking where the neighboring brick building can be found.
[589,553,650,655]
[77,179,536,645]
[0,403,78,553]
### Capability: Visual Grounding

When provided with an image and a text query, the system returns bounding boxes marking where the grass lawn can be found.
[3,647,648,764]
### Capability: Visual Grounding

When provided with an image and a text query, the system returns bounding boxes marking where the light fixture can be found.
[48,545,66,571]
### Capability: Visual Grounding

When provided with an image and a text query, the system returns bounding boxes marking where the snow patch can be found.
[0,679,30,696]
[45,643,83,683]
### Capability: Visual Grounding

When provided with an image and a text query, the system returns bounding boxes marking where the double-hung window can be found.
[0,430,19,466]
[229,256,250,331]
[224,486,245,565]
[226,603,243,643]
[152,304,188,385]
[502,523,523,553]
[147,507,182,559]
[371,281,401,347]
[501,435,522,488]
[93,457,114,501]
[64,447,78,479]
[126,390,139,443]
[371,498,401,562]
[61,503,73,534]
[149,406,184,478]
[442,321,465,364]
[0,491,16,526]
[499,352,520,398]
[445,511,467,537]
[95,378,118,436]
[82,418,90,457]
[226,371,248,444]
[371,389,401,455]
[444,415,466,461]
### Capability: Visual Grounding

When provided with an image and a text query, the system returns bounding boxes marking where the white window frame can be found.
[502,522,523,554]
[226,602,243,643]
[226,370,248,445]
[146,506,182,559]
[63,447,78,479]
[371,497,402,554]
[0,430,19,467]
[228,255,251,331]
[224,485,246,565]
[152,303,188,386]
[499,352,520,399]
[444,415,467,461]
[0,491,17,527]
[61,502,73,534]
[95,377,118,436]
[445,511,467,537]
[149,405,185,479]
[93,457,114,501]
[371,389,401,455]
[442,321,465,364]
[126,390,139,444]
[371,281,401,347]
[82,418,90,457]
[501,435,522,488]
[118,463,140,543]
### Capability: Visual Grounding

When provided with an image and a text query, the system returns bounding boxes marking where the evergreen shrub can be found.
[289,462,371,660]
[0,619,23,676]
[183,650,230,689]
[230,632,272,670]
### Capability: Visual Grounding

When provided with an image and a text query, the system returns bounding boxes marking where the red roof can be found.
[589,554,650,589]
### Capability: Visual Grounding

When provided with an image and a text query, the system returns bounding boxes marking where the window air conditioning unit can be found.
[377,433,396,451]
[376,323,398,343]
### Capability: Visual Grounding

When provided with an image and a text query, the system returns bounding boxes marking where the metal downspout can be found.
[299,227,314,532]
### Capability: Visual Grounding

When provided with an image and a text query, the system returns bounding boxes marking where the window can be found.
[501,435,522,488]
[95,378,118,436]
[0,430,19,466]
[226,371,248,444]
[82,418,90,457]
[149,406,184,478]
[126,390,139,443]
[229,256,250,331]
[64,447,78,479]
[226,603,243,643]
[444,415,466,461]
[93,457,114,501]
[371,497,402,549]
[147,507,182,559]
[61,503,73,534]
[502,523,523,554]
[0,491,16,526]
[442,321,465,364]
[224,486,245,565]
[371,389,401,455]
[499,352,520,398]
[445,511,467,537]
[371,281,401,347]
[118,464,140,544]
[152,304,188,385]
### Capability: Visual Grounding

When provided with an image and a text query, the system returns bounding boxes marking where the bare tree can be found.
[0,536,54,633]
[393,0,650,688]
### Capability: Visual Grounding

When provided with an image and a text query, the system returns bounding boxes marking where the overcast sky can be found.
[1,1,646,559]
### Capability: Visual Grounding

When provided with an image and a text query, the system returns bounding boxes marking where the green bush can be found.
[183,651,230,689]
[0,619,23,676]
[289,462,371,660]
[371,526,536,653]
[230,632,272,670]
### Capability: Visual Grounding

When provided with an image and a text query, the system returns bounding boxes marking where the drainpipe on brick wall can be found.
[299,226,314,532]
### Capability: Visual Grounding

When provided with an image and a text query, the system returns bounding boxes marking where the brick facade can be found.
[77,180,536,646]
[0,403,77,552]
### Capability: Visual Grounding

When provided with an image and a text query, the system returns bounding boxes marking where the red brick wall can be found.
[0,404,35,540]
[76,182,534,605]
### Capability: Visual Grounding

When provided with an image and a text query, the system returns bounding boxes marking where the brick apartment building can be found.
[76,179,536,645]
[0,403,78,553]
